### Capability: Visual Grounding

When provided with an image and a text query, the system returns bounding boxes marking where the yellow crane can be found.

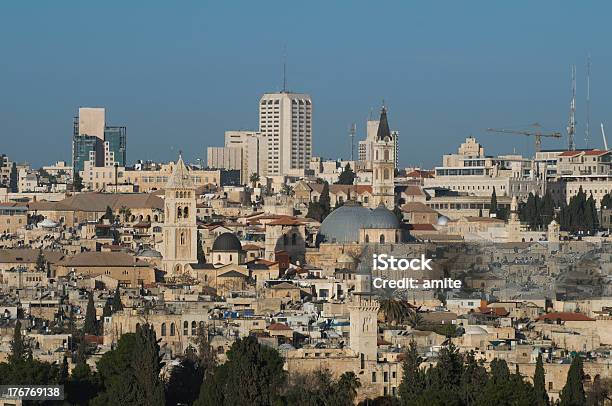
[486,123,562,153]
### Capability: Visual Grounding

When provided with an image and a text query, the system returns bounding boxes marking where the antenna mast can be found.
[282,46,287,92]
[567,65,577,151]
[586,54,591,147]
[349,123,356,161]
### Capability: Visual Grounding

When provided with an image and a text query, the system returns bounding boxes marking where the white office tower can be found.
[259,92,312,177]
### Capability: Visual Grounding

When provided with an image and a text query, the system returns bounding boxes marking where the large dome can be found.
[318,203,372,244]
[366,204,400,229]
[212,232,242,251]
[318,202,399,244]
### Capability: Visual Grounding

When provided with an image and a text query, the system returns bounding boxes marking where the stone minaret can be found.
[162,155,198,276]
[370,106,395,209]
[349,293,380,363]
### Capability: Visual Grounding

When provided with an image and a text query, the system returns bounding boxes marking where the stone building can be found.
[162,155,198,276]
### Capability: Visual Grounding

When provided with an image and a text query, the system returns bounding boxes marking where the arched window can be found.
[154,215,159,222]
[183,206,189,217]
[146,215,151,222]
[384,150,389,161]
[229,254,233,261]
[191,321,197,336]
[180,232,185,245]
[177,207,182,218]
[292,233,297,245]
[365,235,370,243]
[176,191,179,198]
[375,150,378,160]
[199,321,205,331]
[379,234,385,244]
[384,169,389,180]
[183,321,189,335]
[161,323,167,336]
[170,323,176,336]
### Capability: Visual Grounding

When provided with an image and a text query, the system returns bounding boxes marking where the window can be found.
[184,321,189,335]
[372,372,377,383]
[191,321,197,336]
[161,323,167,336]
[170,323,176,336]
[380,234,385,244]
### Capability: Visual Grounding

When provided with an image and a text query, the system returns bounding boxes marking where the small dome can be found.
[38,219,58,228]
[464,325,488,335]
[366,204,400,229]
[337,253,354,264]
[436,216,449,226]
[212,232,242,251]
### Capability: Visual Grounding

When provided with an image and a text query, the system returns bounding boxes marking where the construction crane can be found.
[486,123,562,153]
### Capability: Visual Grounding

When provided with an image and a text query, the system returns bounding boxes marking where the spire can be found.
[376,105,391,141]
[166,154,194,189]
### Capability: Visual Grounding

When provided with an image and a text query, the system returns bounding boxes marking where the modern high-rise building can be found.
[258,92,312,177]
[72,107,126,177]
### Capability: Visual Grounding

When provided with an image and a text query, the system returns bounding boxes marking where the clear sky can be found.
[1,1,611,168]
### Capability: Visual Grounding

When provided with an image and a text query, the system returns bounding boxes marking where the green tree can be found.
[560,355,586,406]
[35,250,46,273]
[378,299,409,325]
[335,371,361,405]
[57,354,69,385]
[74,171,84,192]
[533,353,549,406]
[601,193,612,209]
[9,319,28,364]
[166,349,203,406]
[196,335,285,406]
[249,173,260,188]
[336,163,356,185]
[91,333,138,406]
[103,205,114,222]
[131,324,165,406]
[197,231,206,264]
[83,292,98,335]
[319,182,331,219]
[398,341,425,404]
[112,288,123,313]
[490,187,498,217]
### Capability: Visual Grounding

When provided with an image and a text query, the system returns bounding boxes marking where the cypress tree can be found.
[58,354,69,384]
[112,288,123,313]
[601,193,612,209]
[336,163,356,185]
[131,324,165,406]
[319,182,331,220]
[35,250,46,272]
[197,231,206,263]
[533,353,549,406]
[559,355,586,406]
[398,340,425,404]
[490,187,498,216]
[9,319,27,364]
[83,292,97,335]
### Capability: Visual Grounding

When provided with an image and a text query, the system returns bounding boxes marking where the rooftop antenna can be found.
[567,65,577,151]
[586,53,591,148]
[601,123,608,151]
[349,123,356,161]
[282,45,287,92]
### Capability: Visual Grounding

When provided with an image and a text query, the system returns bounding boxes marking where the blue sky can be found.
[1,1,611,168]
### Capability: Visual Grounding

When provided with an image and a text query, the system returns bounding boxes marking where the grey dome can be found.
[318,203,372,244]
[436,215,449,226]
[212,232,242,251]
[366,204,400,229]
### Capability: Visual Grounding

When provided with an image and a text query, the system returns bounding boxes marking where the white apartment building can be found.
[223,130,267,181]
[424,137,544,199]
[259,92,312,177]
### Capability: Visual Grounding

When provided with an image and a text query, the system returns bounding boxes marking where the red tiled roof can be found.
[537,312,595,322]
[558,151,582,157]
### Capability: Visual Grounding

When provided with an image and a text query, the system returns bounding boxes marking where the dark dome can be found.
[212,232,242,251]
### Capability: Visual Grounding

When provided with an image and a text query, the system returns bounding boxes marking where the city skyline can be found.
[2,2,612,168]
